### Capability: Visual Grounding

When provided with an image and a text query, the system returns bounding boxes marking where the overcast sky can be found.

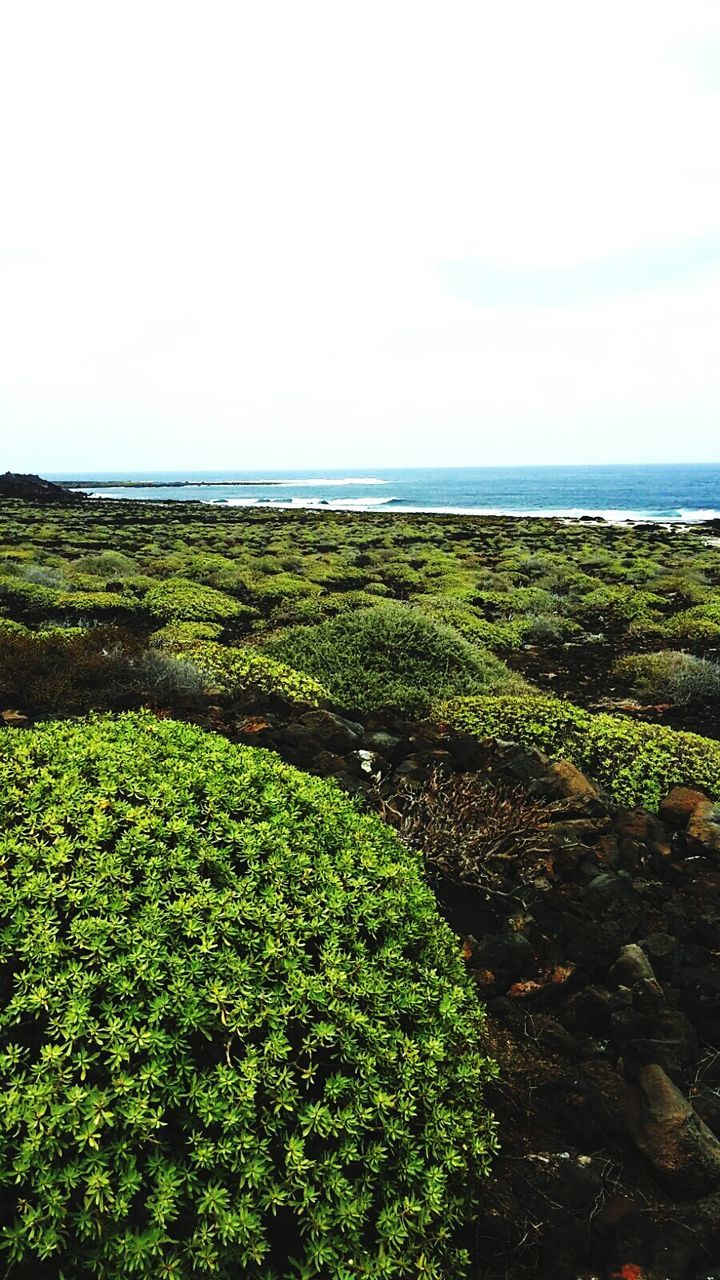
[2,1,720,472]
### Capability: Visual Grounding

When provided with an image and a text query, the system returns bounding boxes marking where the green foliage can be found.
[613,650,720,706]
[244,573,325,606]
[441,694,720,809]
[0,714,497,1278]
[53,590,143,618]
[0,576,59,617]
[175,640,328,707]
[269,603,530,714]
[72,551,139,577]
[412,596,528,652]
[144,579,250,623]
[151,620,225,648]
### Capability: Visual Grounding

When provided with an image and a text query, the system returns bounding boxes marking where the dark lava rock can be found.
[609,943,657,987]
[0,471,84,502]
[629,1064,720,1199]
[296,709,363,753]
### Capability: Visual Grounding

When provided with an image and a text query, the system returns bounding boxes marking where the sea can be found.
[49,464,720,523]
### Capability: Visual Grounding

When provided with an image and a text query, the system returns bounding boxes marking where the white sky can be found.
[1,0,720,471]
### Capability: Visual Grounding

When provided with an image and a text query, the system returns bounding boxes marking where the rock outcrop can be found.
[0,471,84,502]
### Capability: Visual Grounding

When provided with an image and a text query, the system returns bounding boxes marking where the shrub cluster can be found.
[0,628,203,713]
[170,639,328,707]
[144,579,250,623]
[268,603,530,714]
[613,650,720,706]
[0,714,497,1278]
[441,693,720,809]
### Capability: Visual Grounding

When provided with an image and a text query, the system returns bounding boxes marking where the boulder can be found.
[660,786,708,829]
[609,944,657,988]
[630,1064,720,1199]
[545,759,601,802]
[296,709,363,753]
[686,800,720,857]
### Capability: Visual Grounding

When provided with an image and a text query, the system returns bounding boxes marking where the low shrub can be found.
[0,576,59,618]
[613,650,720,706]
[389,770,554,892]
[0,629,203,714]
[72,550,139,577]
[150,620,224,648]
[441,693,720,809]
[243,574,325,610]
[173,639,328,707]
[144,579,250,623]
[412,597,528,652]
[268,603,530,714]
[0,714,497,1278]
[53,590,143,619]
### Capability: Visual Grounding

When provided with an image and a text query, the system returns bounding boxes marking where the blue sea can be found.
[49,465,720,522]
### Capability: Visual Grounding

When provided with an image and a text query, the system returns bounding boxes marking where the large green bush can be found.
[268,603,529,714]
[0,714,497,1278]
[441,693,720,809]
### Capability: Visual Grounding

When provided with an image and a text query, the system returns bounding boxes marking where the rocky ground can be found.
[4,693,720,1279]
[221,699,720,1280]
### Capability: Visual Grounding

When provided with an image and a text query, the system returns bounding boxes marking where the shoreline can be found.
[58,491,720,526]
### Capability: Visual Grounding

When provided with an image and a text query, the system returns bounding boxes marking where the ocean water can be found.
[50,464,720,522]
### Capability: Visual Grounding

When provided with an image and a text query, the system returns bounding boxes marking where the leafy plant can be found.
[0,714,497,1278]
[441,693,720,809]
[268,603,530,714]
[144,579,250,623]
[613,650,720,706]
[171,639,328,707]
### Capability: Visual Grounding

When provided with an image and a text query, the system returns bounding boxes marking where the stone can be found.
[687,801,720,857]
[660,786,709,828]
[359,729,403,759]
[1,709,30,727]
[345,749,390,781]
[630,1064,720,1199]
[546,759,601,801]
[296,709,363,753]
[393,749,453,781]
[561,984,612,1035]
[609,944,657,988]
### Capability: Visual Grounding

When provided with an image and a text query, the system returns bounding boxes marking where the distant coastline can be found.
[48,465,720,523]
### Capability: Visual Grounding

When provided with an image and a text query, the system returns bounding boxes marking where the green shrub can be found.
[144,579,250,623]
[0,577,59,617]
[613,650,720,706]
[441,693,720,809]
[72,551,139,577]
[565,585,662,629]
[244,574,325,606]
[268,603,530,714]
[151,620,225,648]
[0,714,497,1278]
[53,590,143,619]
[175,639,328,707]
[413,597,528,652]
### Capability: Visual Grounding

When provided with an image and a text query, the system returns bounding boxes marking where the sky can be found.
[1,1,720,472]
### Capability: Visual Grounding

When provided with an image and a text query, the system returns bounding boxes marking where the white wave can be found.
[223,495,396,510]
[676,508,720,522]
[238,477,388,487]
